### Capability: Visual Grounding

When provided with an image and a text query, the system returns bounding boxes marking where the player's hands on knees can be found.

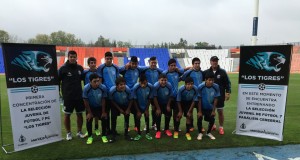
[225,93,230,101]
[197,111,202,118]
[86,113,93,121]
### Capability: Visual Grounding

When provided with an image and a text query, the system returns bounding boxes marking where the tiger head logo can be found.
[246,52,286,72]
[11,51,53,72]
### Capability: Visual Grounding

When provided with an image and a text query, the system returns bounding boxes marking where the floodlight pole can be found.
[251,0,259,45]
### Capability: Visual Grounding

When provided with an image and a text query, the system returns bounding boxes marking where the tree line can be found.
[0,29,220,49]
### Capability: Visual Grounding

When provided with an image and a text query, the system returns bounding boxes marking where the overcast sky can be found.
[0,0,299,46]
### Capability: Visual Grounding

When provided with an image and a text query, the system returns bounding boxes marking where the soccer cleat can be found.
[145,133,153,140]
[101,136,109,143]
[207,133,216,140]
[86,137,93,144]
[155,131,161,139]
[173,131,179,139]
[165,130,173,137]
[197,133,203,140]
[66,132,72,141]
[76,131,85,138]
[134,135,142,141]
[212,124,217,131]
[189,127,194,132]
[219,127,224,135]
[185,133,192,140]
[83,132,88,138]
[134,127,139,132]
[95,129,101,136]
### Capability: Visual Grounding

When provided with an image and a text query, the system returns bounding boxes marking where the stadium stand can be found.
[0,48,4,73]
[124,48,171,70]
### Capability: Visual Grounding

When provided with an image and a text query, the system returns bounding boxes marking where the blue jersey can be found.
[109,85,132,106]
[97,64,119,91]
[83,69,98,85]
[132,83,153,111]
[82,83,107,108]
[181,69,203,87]
[140,66,163,85]
[163,69,184,96]
[153,81,174,105]
[177,85,198,102]
[119,66,141,89]
[197,82,220,110]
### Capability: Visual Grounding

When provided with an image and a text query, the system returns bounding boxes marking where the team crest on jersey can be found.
[67,72,72,76]
[246,52,286,72]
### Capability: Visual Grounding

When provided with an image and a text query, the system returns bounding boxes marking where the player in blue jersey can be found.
[153,74,174,139]
[203,56,231,135]
[109,77,133,141]
[140,56,163,130]
[180,57,203,132]
[197,72,221,140]
[82,73,109,144]
[119,56,141,89]
[175,77,198,140]
[82,57,101,137]
[162,58,184,136]
[97,52,120,135]
[131,75,153,141]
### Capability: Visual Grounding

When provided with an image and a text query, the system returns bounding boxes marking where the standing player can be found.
[109,77,133,141]
[203,56,231,135]
[163,58,184,136]
[83,73,108,144]
[181,57,203,132]
[83,57,101,137]
[153,74,174,139]
[97,52,120,135]
[175,77,198,140]
[140,56,163,130]
[58,50,85,140]
[197,72,220,140]
[132,75,153,141]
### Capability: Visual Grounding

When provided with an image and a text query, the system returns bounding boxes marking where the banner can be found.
[1,43,62,151]
[236,45,292,141]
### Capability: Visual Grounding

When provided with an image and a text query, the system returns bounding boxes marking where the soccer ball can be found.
[31,85,39,93]
[258,83,265,90]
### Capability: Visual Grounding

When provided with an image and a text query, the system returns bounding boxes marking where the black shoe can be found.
[125,135,133,141]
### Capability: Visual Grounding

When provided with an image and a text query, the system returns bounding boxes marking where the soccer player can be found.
[163,58,184,136]
[197,72,220,140]
[140,56,163,130]
[97,52,120,135]
[58,50,85,140]
[153,74,174,139]
[131,75,153,141]
[175,77,198,140]
[181,57,203,132]
[82,73,108,144]
[109,77,133,141]
[83,57,101,137]
[203,56,231,135]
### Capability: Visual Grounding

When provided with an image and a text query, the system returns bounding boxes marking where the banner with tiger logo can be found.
[235,45,292,141]
[1,43,62,152]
